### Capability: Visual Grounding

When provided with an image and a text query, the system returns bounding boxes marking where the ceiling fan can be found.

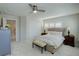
[28,4,45,13]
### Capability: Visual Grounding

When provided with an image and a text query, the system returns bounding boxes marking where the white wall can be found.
[44,14,79,41]
[19,16,26,41]
[26,16,42,40]
[18,15,42,41]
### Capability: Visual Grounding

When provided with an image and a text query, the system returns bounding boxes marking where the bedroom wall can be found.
[26,16,42,40]
[43,14,79,41]
[19,16,27,41]
[17,15,42,41]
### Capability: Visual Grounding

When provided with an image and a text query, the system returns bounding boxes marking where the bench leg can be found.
[44,46,46,51]
[41,47,43,54]
[32,43,34,48]
[52,53,54,54]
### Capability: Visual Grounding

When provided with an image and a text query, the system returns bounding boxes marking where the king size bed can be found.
[32,28,65,54]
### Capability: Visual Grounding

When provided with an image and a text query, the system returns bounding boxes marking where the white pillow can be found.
[48,31,63,36]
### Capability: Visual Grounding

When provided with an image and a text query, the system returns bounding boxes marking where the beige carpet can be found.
[11,40,79,56]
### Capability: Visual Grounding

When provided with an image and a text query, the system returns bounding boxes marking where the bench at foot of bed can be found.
[32,39,47,54]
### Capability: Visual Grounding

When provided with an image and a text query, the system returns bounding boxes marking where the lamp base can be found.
[68,30,70,36]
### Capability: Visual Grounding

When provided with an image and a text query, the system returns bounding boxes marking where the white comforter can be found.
[36,34,65,48]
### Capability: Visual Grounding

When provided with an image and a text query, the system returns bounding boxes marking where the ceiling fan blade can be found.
[38,9,45,12]
[28,4,46,13]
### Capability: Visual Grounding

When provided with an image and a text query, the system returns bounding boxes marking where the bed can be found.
[46,28,65,53]
[33,28,65,54]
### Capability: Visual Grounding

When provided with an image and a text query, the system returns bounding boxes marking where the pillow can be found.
[47,31,63,36]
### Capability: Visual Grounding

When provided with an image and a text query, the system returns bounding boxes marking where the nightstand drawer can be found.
[64,39,74,42]
[68,39,74,42]
[64,41,74,47]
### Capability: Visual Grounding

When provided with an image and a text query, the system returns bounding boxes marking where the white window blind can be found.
[44,22,62,29]
[55,23,62,27]
[49,23,54,28]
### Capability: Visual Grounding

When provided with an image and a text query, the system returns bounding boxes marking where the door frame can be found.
[7,20,16,41]
[3,17,19,41]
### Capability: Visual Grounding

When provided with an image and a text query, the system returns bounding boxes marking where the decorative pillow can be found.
[47,31,63,36]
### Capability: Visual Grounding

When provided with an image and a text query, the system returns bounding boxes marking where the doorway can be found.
[7,20,16,41]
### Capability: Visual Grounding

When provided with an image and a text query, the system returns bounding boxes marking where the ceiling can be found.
[0,3,79,19]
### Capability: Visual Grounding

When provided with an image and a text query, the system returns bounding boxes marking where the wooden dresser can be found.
[64,35,75,47]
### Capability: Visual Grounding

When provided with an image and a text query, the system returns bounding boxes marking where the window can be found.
[49,23,54,28]
[55,23,62,27]
[44,22,62,29]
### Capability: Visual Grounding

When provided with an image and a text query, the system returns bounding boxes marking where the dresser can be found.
[0,29,11,55]
[64,35,75,47]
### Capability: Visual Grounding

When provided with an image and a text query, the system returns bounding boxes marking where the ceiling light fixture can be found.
[33,10,37,13]
[29,4,45,14]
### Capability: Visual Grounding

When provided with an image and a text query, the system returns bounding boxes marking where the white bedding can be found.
[36,34,64,48]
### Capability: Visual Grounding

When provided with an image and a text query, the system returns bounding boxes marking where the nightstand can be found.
[64,35,75,47]
[41,33,47,35]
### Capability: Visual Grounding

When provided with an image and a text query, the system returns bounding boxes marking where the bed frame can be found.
[46,28,65,54]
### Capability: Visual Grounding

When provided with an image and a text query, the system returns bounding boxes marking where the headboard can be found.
[47,28,65,36]
[48,28,65,32]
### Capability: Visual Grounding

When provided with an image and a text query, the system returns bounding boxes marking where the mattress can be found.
[36,34,64,49]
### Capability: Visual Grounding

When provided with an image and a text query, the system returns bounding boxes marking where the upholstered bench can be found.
[32,39,47,53]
